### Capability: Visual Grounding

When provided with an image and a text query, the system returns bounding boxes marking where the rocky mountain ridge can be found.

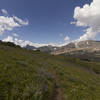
[51,40,100,55]
[25,40,100,56]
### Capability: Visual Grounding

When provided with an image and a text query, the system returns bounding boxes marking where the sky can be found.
[0,0,100,47]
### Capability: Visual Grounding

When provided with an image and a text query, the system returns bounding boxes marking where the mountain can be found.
[52,40,100,61]
[25,40,100,61]
[25,45,37,50]
[75,40,100,49]
[25,45,58,53]
[38,45,58,53]
[0,41,100,100]
[52,40,100,54]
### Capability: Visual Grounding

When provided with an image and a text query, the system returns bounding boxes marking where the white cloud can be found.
[20,41,59,47]
[2,36,56,47]
[13,33,19,37]
[1,9,8,15]
[13,16,29,26]
[72,0,100,41]
[3,35,69,47]
[64,36,70,42]
[0,9,29,35]
[3,36,13,42]
[0,16,20,35]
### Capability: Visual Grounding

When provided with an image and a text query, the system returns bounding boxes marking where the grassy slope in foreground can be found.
[0,43,100,100]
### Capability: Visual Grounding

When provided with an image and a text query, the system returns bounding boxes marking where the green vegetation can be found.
[0,42,100,100]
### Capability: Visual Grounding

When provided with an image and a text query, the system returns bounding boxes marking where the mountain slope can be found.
[52,40,100,61]
[25,45,58,53]
[0,41,100,100]
[52,40,100,54]
[25,45,37,50]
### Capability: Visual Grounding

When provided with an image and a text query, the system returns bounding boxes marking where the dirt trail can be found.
[52,72,64,100]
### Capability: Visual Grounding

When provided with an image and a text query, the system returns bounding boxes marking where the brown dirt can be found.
[52,72,64,100]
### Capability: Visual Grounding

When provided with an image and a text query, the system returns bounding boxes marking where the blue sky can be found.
[1,0,99,47]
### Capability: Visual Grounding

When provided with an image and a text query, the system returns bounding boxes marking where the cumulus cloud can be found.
[0,16,20,35]
[72,0,100,41]
[13,16,29,26]
[0,9,29,35]
[3,36,14,42]
[13,33,19,37]
[3,35,72,48]
[3,36,59,47]
[64,36,70,42]
[1,9,8,15]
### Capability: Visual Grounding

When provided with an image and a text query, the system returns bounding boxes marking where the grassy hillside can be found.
[0,42,100,100]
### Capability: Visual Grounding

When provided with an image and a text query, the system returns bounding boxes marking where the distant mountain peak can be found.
[52,40,100,55]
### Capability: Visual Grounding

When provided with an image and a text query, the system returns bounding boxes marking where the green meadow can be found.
[0,42,100,100]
